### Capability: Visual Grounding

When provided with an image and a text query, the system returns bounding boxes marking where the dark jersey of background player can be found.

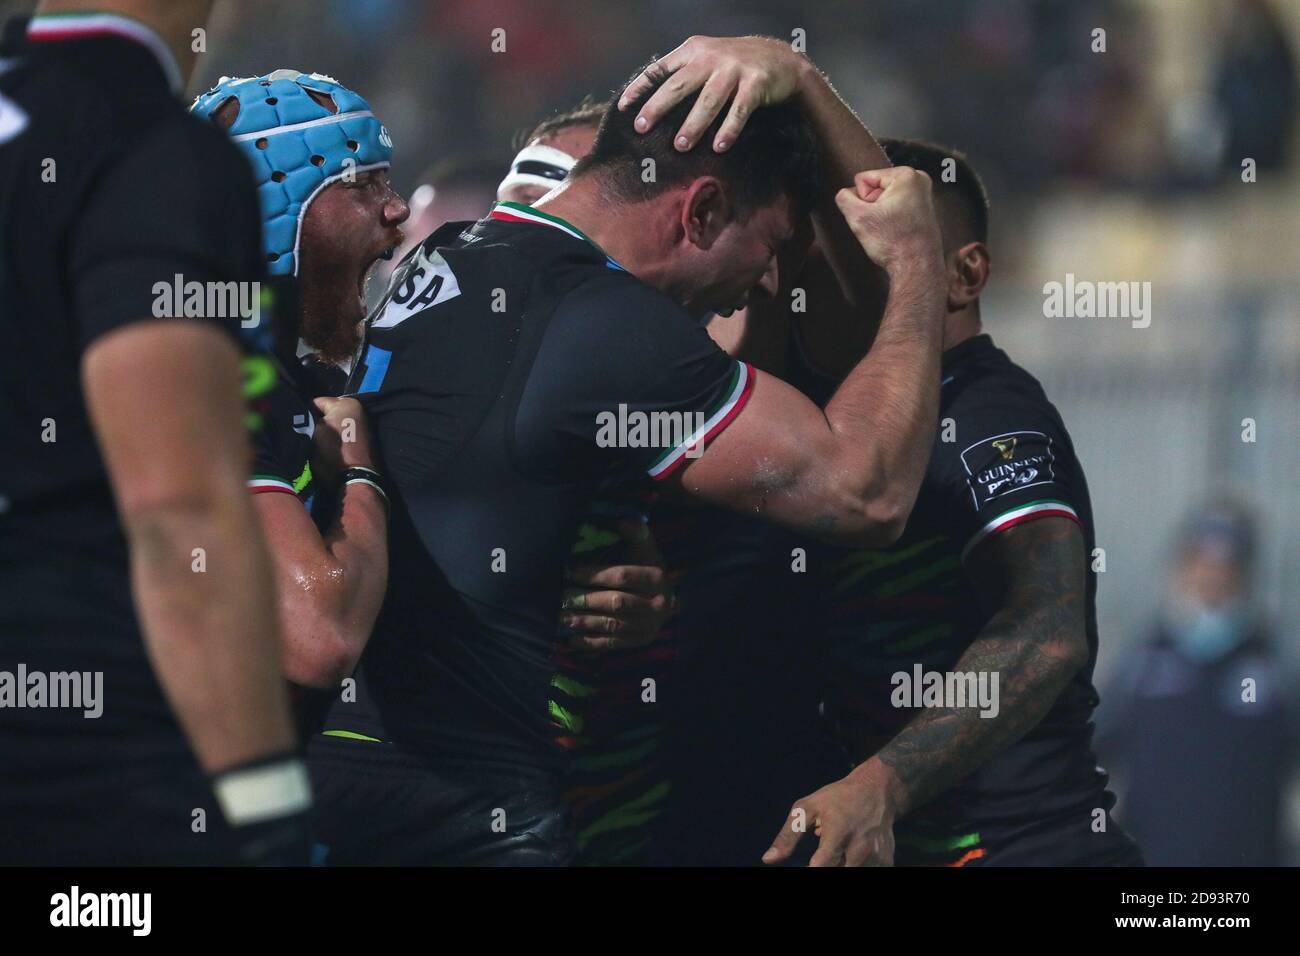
[328,205,752,797]
[649,501,842,865]
[791,333,1130,865]
[0,16,267,862]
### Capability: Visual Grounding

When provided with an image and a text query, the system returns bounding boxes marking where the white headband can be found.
[496,142,577,199]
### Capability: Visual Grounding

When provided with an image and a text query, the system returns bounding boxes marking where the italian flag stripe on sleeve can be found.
[648,361,754,481]
[961,499,1080,561]
[248,476,297,496]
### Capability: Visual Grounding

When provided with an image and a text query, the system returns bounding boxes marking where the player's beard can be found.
[299,277,364,366]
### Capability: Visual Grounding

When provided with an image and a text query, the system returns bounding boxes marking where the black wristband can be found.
[343,466,388,511]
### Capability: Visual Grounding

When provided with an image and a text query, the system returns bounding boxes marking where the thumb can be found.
[762,802,810,865]
[835,186,866,216]
[312,396,339,416]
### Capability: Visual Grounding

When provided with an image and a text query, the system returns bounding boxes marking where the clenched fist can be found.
[835,166,944,275]
[311,396,374,484]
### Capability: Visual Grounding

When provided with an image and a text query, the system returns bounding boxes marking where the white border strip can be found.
[248,477,296,494]
[647,361,750,478]
[29,13,183,94]
[230,109,376,143]
[960,500,1079,561]
[492,203,586,242]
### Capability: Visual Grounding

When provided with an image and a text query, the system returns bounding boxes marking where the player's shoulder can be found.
[942,335,1072,443]
[931,335,1081,489]
[554,267,696,336]
[13,43,242,173]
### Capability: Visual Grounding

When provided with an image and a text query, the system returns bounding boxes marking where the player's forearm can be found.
[126,489,296,772]
[274,486,387,689]
[793,57,890,307]
[865,611,1088,817]
[318,482,388,671]
[817,258,946,544]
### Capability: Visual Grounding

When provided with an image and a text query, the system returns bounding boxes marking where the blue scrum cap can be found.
[191,69,394,277]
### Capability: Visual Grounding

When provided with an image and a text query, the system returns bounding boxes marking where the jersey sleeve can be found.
[933,400,1085,561]
[520,279,754,480]
[247,379,313,498]
[68,115,265,350]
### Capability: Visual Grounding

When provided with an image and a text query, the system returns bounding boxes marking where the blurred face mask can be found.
[1165,598,1250,662]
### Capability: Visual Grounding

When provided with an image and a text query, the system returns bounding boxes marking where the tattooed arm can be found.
[763,516,1089,866]
[872,516,1090,812]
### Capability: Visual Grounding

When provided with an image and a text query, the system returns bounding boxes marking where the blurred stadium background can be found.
[6,0,1295,863]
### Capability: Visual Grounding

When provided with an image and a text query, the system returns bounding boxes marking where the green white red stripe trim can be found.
[961,498,1080,561]
[648,361,754,480]
[491,201,586,241]
[27,12,183,94]
[489,200,626,270]
[248,476,297,496]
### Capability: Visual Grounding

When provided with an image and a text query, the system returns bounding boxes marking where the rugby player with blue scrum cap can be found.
[191,70,404,727]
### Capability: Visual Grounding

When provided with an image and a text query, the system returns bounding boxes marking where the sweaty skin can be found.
[298,170,408,363]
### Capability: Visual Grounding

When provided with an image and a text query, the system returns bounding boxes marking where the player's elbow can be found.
[281,615,356,690]
[117,479,230,532]
[814,483,911,547]
[277,571,366,689]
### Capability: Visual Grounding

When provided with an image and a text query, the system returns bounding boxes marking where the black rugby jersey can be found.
[0,16,265,772]
[331,202,753,780]
[247,361,317,507]
[793,333,1117,865]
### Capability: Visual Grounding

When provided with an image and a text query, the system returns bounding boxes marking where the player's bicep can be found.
[671,367,844,533]
[82,319,249,517]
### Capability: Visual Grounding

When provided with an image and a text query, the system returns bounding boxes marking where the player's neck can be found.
[533,179,673,286]
[943,302,982,353]
[36,0,214,89]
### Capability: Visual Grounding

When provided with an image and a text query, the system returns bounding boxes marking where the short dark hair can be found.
[879,138,989,249]
[513,94,607,152]
[571,66,821,222]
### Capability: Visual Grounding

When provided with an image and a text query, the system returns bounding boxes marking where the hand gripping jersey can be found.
[329,202,753,781]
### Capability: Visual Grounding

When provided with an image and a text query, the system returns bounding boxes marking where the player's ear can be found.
[948,240,989,310]
[681,177,728,250]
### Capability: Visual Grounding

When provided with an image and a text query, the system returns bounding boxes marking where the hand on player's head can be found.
[618,35,807,153]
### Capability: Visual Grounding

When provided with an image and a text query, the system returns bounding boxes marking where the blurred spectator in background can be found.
[1213,0,1296,175]
[1099,499,1298,866]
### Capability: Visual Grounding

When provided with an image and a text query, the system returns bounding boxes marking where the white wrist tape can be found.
[214,757,312,827]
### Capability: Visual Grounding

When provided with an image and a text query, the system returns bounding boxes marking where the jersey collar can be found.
[489,200,627,272]
[26,11,183,94]
[941,332,994,372]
